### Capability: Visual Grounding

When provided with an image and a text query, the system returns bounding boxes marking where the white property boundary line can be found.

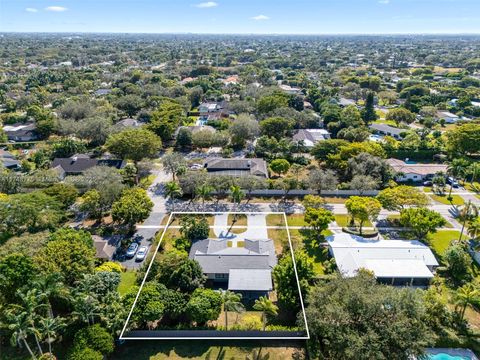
[119,211,310,340]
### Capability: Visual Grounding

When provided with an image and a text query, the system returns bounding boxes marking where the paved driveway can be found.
[213,213,268,241]
[120,167,171,269]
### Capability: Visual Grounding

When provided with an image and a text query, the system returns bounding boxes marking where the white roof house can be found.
[327,233,438,285]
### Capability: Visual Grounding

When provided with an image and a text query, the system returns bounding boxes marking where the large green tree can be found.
[105,128,162,163]
[305,273,434,359]
[399,207,446,239]
[111,188,153,230]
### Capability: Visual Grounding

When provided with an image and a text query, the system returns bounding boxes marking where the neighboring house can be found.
[115,118,143,129]
[338,97,356,107]
[387,158,448,182]
[189,238,277,299]
[204,158,269,178]
[199,102,222,114]
[437,111,460,124]
[3,123,38,142]
[279,84,302,95]
[52,154,126,177]
[175,125,216,137]
[0,149,20,169]
[94,88,112,96]
[292,129,330,148]
[93,235,119,260]
[327,233,439,286]
[449,98,480,108]
[369,123,405,140]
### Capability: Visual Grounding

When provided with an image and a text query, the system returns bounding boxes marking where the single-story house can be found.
[279,84,302,95]
[204,158,268,178]
[115,118,143,129]
[292,129,330,148]
[387,158,448,182]
[189,238,277,299]
[437,111,460,124]
[0,149,20,169]
[369,123,405,140]
[93,235,119,260]
[338,97,356,107]
[94,88,112,96]
[175,125,216,137]
[327,233,439,286]
[52,154,126,178]
[3,123,38,142]
[199,102,223,114]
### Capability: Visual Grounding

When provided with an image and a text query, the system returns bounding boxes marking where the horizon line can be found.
[1,31,480,36]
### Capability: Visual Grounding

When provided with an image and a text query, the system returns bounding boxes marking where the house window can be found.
[215,273,228,279]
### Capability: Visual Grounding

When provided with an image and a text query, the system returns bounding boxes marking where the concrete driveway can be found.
[213,213,268,241]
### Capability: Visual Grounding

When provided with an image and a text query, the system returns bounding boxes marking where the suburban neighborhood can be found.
[1,3,480,359]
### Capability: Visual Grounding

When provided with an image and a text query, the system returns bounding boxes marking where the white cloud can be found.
[25,8,38,13]
[251,14,270,21]
[195,2,218,8]
[45,6,68,12]
[378,0,390,4]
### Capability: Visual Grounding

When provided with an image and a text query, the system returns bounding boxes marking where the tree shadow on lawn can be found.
[112,340,305,360]
[299,228,329,265]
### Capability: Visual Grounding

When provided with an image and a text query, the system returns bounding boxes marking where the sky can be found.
[1,0,480,34]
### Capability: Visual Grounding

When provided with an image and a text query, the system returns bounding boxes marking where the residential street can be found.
[120,166,171,269]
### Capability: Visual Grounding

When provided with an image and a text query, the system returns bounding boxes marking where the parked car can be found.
[126,243,139,258]
[190,163,203,170]
[447,177,459,188]
[135,246,148,262]
[423,180,433,186]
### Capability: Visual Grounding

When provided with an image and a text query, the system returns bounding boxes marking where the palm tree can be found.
[32,273,65,319]
[230,185,245,209]
[17,289,48,356]
[220,291,245,330]
[253,296,278,331]
[468,217,480,240]
[196,183,214,209]
[456,283,479,321]
[457,201,479,241]
[72,294,101,325]
[38,316,65,357]
[4,311,37,359]
[469,162,480,184]
[164,181,183,212]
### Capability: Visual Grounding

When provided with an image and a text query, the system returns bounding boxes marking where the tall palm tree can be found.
[164,181,183,212]
[230,185,245,209]
[17,289,47,356]
[196,184,214,209]
[4,311,37,359]
[32,273,65,319]
[72,294,101,325]
[457,201,479,241]
[220,291,245,330]
[456,283,479,321]
[38,316,65,357]
[253,296,278,331]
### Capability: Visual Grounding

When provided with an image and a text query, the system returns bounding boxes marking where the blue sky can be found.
[1,0,480,34]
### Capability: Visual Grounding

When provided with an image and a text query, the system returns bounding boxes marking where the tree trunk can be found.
[22,338,37,360]
[47,339,52,357]
[34,334,43,355]
[225,310,228,330]
[262,312,266,331]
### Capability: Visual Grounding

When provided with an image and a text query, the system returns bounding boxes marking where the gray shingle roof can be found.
[228,269,273,291]
[189,238,277,274]
[204,158,268,178]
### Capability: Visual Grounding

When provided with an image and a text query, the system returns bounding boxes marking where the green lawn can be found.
[118,270,137,296]
[427,230,465,257]
[430,194,465,206]
[335,214,372,228]
[111,341,302,360]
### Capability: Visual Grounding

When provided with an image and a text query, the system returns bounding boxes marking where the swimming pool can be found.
[426,348,478,360]
[428,354,470,360]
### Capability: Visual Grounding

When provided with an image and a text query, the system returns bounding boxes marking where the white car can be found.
[190,164,203,170]
[135,246,148,262]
